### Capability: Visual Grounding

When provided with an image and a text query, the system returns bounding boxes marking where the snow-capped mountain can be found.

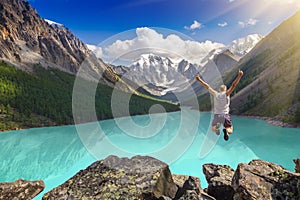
[227,34,263,57]
[115,54,201,96]
[200,34,263,66]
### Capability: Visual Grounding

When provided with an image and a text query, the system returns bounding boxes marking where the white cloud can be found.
[218,22,228,27]
[184,20,203,30]
[247,18,258,26]
[238,18,258,28]
[238,21,245,28]
[101,27,224,65]
[86,44,103,58]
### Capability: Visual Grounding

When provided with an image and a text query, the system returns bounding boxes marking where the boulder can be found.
[294,158,300,173]
[232,159,300,200]
[172,174,215,200]
[0,179,45,200]
[173,175,201,200]
[43,155,179,200]
[202,163,234,200]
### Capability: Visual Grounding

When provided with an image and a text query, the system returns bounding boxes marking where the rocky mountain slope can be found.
[0,0,87,71]
[0,0,129,89]
[225,10,300,124]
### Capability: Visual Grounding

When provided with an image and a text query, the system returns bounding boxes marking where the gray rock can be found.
[232,159,300,200]
[294,158,300,173]
[0,179,45,200]
[43,155,178,200]
[172,174,216,200]
[202,163,234,200]
[177,190,201,200]
[200,192,216,200]
[173,175,201,200]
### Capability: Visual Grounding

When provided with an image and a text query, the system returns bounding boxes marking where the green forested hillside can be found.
[0,62,179,131]
[229,47,300,124]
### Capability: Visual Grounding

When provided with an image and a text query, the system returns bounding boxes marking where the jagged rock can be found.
[43,155,179,200]
[294,158,300,173]
[0,179,44,200]
[173,175,201,200]
[202,163,234,200]
[200,193,216,200]
[177,190,200,200]
[232,159,300,200]
[172,174,215,200]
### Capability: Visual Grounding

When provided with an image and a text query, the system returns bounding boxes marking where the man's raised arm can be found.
[226,69,244,96]
[195,74,216,96]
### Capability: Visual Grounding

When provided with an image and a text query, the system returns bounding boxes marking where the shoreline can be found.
[1,111,299,132]
[236,115,300,128]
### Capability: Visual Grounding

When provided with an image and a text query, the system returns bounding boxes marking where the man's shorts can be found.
[212,114,232,128]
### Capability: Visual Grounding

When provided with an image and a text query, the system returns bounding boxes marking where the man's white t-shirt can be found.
[214,92,230,114]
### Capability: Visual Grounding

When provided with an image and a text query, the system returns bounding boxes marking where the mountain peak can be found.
[132,53,174,69]
[227,34,264,57]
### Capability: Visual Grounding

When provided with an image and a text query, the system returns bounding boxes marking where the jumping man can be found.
[195,69,244,141]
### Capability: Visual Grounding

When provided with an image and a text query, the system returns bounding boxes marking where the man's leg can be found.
[211,115,221,135]
[223,114,232,140]
[212,123,221,135]
[212,126,217,132]
[226,126,233,134]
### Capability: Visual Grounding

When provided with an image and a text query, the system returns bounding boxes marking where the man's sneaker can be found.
[215,123,221,135]
[223,129,229,141]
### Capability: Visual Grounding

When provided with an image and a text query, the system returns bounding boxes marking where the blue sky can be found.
[28,0,300,45]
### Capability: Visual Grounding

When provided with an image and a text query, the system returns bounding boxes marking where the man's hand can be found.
[195,74,202,82]
[195,74,216,95]
[238,69,243,76]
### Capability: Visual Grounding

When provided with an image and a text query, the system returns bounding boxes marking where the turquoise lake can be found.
[1,108,300,199]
